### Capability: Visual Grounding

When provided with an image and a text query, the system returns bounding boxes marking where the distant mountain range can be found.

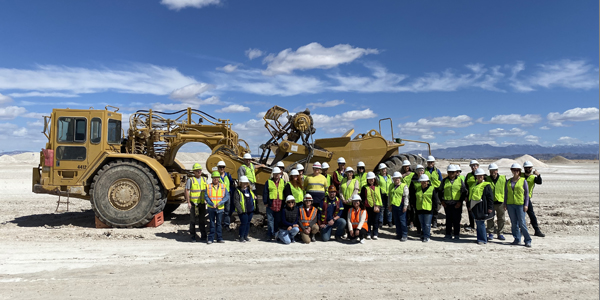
[409,144,600,160]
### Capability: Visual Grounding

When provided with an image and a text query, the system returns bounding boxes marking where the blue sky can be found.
[0,0,598,153]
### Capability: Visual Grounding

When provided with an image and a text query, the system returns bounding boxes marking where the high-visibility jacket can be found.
[469,182,491,201]
[189,177,207,204]
[402,172,415,186]
[299,207,317,227]
[364,186,382,207]
[506,177,526,205]
[267,179,284,201]
[485,175,506,203]
[415,185,434,211]
[324,173,332,189]
[349,207,368,230]
[207,183,226,209]
[340,178,357,203]
[334,170,344,183]
[378,174,392,195]
[357,173,367,189]
[525,175,536,198]
[243,164,256,184]
[425,168,441,188]
[219,173,231,191]
[305,174,328,193]
[286,182,305,204]
[236,189,255,213]
[389,183,407,207]
[442,177,463,201]
[465,172,476,190]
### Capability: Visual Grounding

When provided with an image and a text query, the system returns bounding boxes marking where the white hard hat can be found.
[239,176,249,183]
[510,163,522,170]
[337,157,346,164]
[290,169,300,176]
[418,174,430,182]
[523,161,534,168]
[272,167,281,174]
[474,168,486,176]
[243,153,252,159]
[351,194,362,201]
[304,193,313,201]
[392,171,402,179]
[285,195,296,202]
[416,164,424,170]
[488,163,498,170]
[447,165,458,172]
[366,172,376,180]
[295,164,304,171]
[211,166,218,171]
[378,163,387,170]
[313,162,321,169]
[276,161,285,167]
[469,160,479,166]
[345,167,355,173]
[217,161,226,167]
[321,162,330,169]
[427,155,435,162]
[357,161,366,167]
[402,160,411,166]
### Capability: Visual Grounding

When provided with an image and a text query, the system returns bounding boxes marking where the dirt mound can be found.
[0,152,39,165]
[492,158,518,168]
[514,154,548,168]
[174,152,211,169]
[547,155,574,164]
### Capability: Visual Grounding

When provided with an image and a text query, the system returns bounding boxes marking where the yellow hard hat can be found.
[211,171,220,177]
[192,163,202,171]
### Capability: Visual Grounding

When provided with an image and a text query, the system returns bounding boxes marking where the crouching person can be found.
[347,195,368,244]
[299,194,320,244]
[278,195,300,244]
[319,185,346,242]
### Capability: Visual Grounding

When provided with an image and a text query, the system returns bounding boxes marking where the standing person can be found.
[411,174,439,242]
[237,153,260,191]
[204,171,230,244]
[347,194,368,244]
[298,194,320,244]
[262,167,285,241]
[457,167,465,180]
[332,157,346,192]
[232,176,255,243]
[340,167,360,223]
[185,163,207,242]
[439,165,468,240]
[319,185,346,242]
[296,164,306,181]
[400,160,414,185]
[277,195,300,245]
[469,168,494,245]
[464,160,480,231]
[408,164,426,234]
[505,163,532,248]
[360,172,382,240]
[216,161,235,230]
[377,163,393,227]
[356,161,368,189]
[485,163,507,241]
[276,161,289,183]
[523,161,545,237]
[321,162,333,189]
[283,169,305,208]
[425,156,443,228]
[304,162,328,209]
[388,172,409,241]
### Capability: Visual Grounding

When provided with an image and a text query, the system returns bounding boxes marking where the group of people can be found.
[184,153,545,248]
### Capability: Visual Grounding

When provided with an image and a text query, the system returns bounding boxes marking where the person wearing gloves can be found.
[237,153,262,191]
[377,163,393,227]
[469,168,495,245]
[388,172,409,241]
[523,161,545,237]
[298,194,320,244]
[410,174,439,242]
[319,185,346,242]
[464,160,480,231]
[356,161,368,189]
[485,163,507,241]
[340,167,360,222]
[425,156,443,228]
[304,162,328,208]
[505,163,532,248]
[347,195,369,244]
[283,169,305,208]
[185,163,208,242]
[321,162,332,189]
[439,164,468,240]
[262,167,285,241]
[216,160,235,229]
[204,171,230,244]
[232,176,255,243]
[408,164,426,233]
[277,195,300,244]
[360,172,383,240]
[332,157,346,192]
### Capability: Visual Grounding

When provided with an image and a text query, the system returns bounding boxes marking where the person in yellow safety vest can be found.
[504,163,532,248]
[321,162,332,190]
[295,164,306,181]
[304,162,328,209]
[283,169,305,208]
[339,166,360,236]
[299,194,320,244]
[469,168,494,245]
[407,164,425,231]
[377,163,393,227]
[388,172,409,241]
[356,161,367,189]
[346,194,368,244]
[232,176,255,243]
[263,167,285,241]
[185,163,208,242]
[400,160,413,185]
[274,161,290,183]
[204,171,230,244]
[237,153,264,191]
[216,160,235,230]
[523,160,545,237]
[332,157,346,192]
[360,172,383,240]
[485,163,507,241]
[409,174,439,242]
[438,164,468,241]
[425,156,443,229]
[464,159,480,231]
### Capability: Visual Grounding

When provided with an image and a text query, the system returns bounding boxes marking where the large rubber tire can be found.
[162,203,181,217]
[90,159,166,228]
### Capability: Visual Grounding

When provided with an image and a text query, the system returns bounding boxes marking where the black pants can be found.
[190,203,207,239]
[468,210,475,228]
[527,200,540,231]
[349,228,368,241]
[444,203,462,236]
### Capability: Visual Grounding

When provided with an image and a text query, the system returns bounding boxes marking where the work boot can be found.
[511,240,520,245]
[534,229,546,237]
[431,223,438,229]
[400,236,407,242]
[238,237,246,243]
[244,236,251,242]
[497,234,506,240]
[444,235,451,240]
[488,233,494,241]
[310,235,316,243]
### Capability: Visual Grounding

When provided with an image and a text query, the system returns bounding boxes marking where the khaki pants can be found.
[487,203,505,234]
[300,224,320,244]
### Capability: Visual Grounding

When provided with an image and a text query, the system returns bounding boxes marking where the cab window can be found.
[108,119,122,144]
[90,118,102,144]
[57,117,87,143]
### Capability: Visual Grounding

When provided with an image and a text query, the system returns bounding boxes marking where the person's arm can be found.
[233,190,243,213]
[356,210,367,230]
[534,174,542,185]
[283,183,292,201]
[437,169,443,182]
[262,182,270,206]
[237,166,245,180]
[347,209,354,232]
[523,181,530,208]
[484,185,494,212]
[333,172,341,186]
[352,180,360,198]
[204,192,214,207]
[335,200,344,218]
[360,186,367,205]
[402,185,409,209]
[221,189,230,206]
[431,188,439,213]
[459,179,468,202]
[185,179,192,208]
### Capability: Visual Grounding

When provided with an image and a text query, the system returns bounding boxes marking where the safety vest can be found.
[335,170,344,184]
[389,183,406,207]
[469,182,490,201]
[486,175,506,203]
[415,185,434,211]
[305,174,327,193]
[525,175,536,198]
[287,182,305,204]
[236,189,255,213]
[402,172,415,186]
[299,206,317,227]
[219,173,230,191]
[442,177,463,201]
[425,168,441,188]
[506,177,526,205]
[189,177,207,204]
[243,164,256,184]
[324,173,332,189]
[365,186,382,207]
[320,197,342,222]
[465,173,476,190]
[357,173,367,189]
[377,174,392,195]
[267,179,284,201]
[207,183,226,209]
[349,207,368,230]
[340,178,357,203]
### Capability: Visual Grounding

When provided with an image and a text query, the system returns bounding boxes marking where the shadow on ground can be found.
[9,210,96,228]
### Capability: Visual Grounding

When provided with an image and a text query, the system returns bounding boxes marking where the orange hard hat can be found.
[328,185,337,192]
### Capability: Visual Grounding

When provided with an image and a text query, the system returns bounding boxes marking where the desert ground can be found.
[0,153,598,299]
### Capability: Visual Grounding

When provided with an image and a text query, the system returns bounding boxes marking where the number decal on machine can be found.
[77,165,87,170]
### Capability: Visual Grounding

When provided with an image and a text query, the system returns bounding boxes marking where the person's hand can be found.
[524,206,528,212]
[402,206,407,213]
[328,219,334,226]
[349,230,354,237]
[320,224,326,229]
[187,202,192,210]
[293,224,299,228]
[288,226,292,231]
[503,205,507,211]
[488,209,493,214]
[354,229,360,237]
[534,170,540,176]
[304,228,310,234]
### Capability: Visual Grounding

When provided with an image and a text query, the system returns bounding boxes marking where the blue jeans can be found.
[380,194,393,225]
[507,204,532,244]
[266,207,275,238]
[238,212,253,238]
[208,209,224,242]
[417,214,432,240]
[321,218,347,241]
[392,205,407,238]
[475,220,487,243]
[278,227,299,244]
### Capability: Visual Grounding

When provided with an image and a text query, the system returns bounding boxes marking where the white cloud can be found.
[245,49,264,60]
[217,64,239,73]
[211,69,326,96]
[539,126,550,130]
[421,134,435,139]
[0,106,27,120]
[524,135,540,144]
[153,96,221,111]
[216,104,250,113]
[9,92,79,98]
[312,109,377,128]
[306,100,345,109]
[0,93,13,105]
[557,136,582,144]
[160,0,221,10]
[547,107,599,127]
[479,114,542,125]
[487,127,527,137]
[509,60,599,92]
[13,127,28,137]
[328,63,408,92]
[398,115,473,139]
[169,82,214,100]
[262,42,378,75]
